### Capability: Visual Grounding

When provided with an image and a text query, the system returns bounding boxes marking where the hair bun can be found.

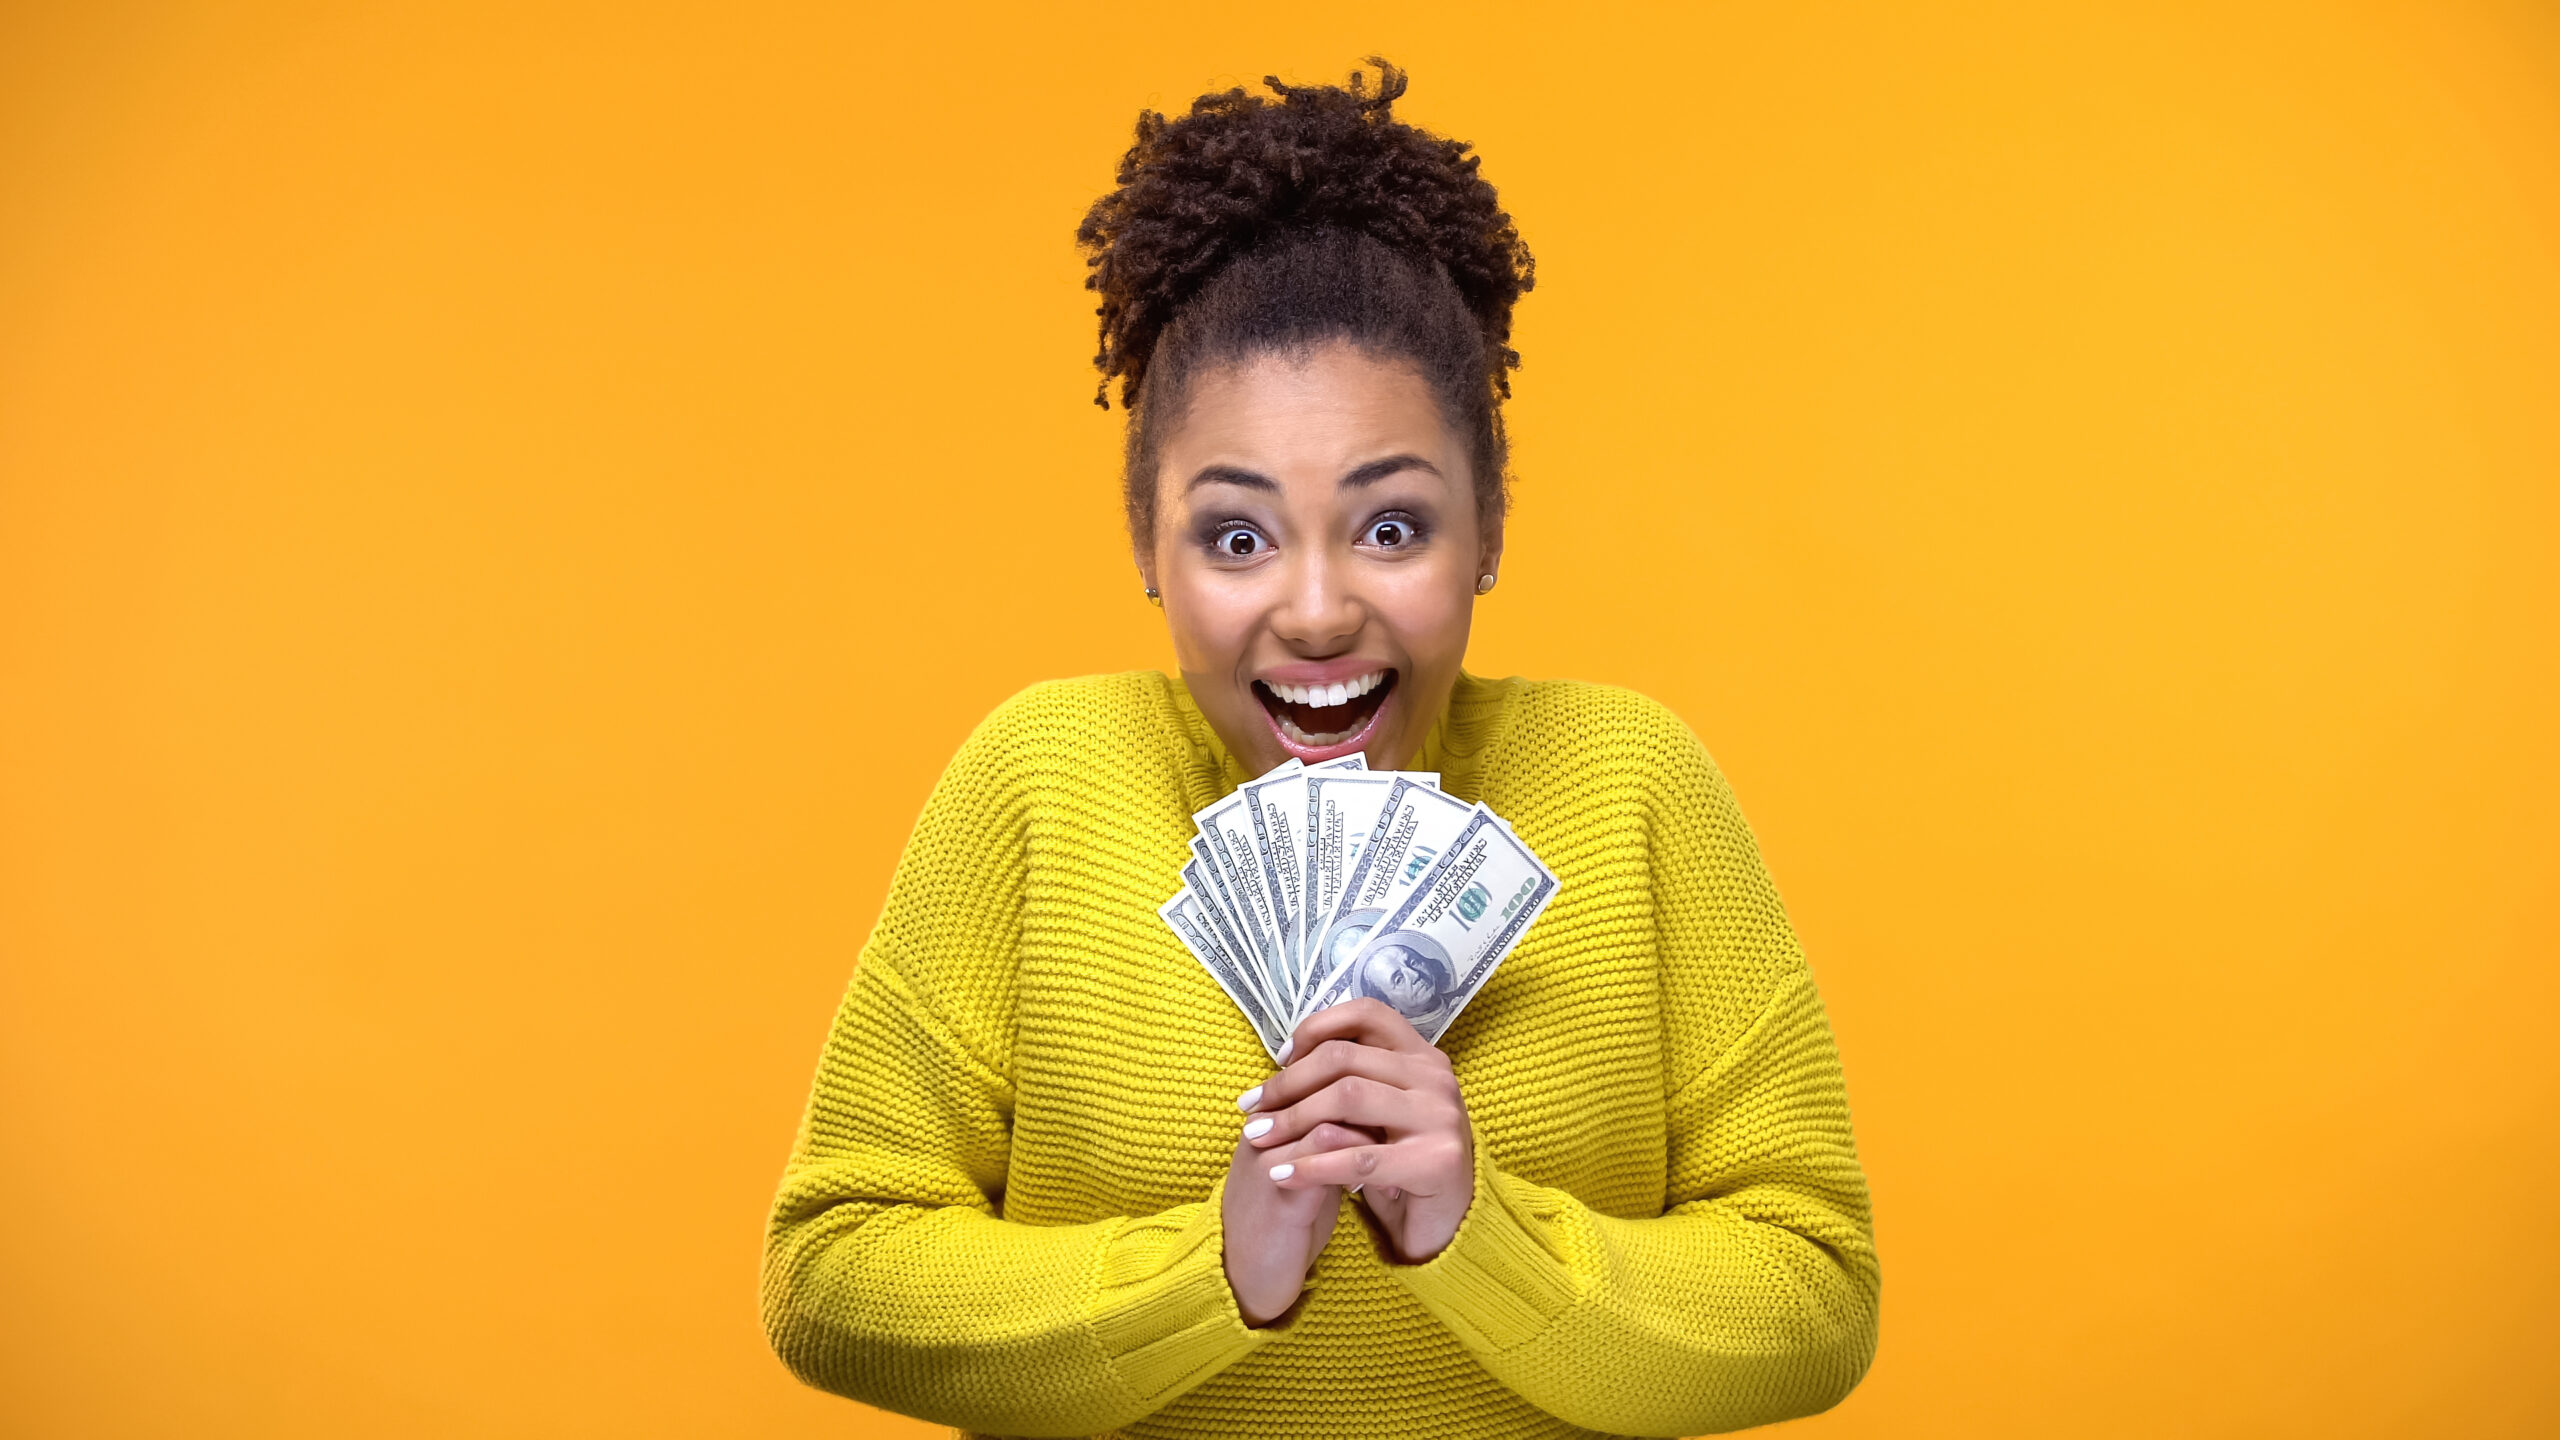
[1077,59,1534,410]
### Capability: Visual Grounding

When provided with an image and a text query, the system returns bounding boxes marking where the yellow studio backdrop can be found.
[4,3,2555,1436]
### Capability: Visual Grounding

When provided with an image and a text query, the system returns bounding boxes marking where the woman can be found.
[762,63,1880,1439]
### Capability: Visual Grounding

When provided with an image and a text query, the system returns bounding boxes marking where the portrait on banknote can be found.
[1348,936,1458,1037]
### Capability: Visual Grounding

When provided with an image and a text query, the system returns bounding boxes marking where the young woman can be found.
[762,64,1880,1439]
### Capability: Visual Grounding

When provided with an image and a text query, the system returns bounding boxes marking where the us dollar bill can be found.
[1179,757,1338,1003]
[1193,784,1298,1012]
[1251,746,1371,972]
[1159,886,1289,1059]
[1297,771,1436,976]
[1239,770,1313,994]
[1298,776,1476,1019]
[1180,855,1280,1018]
[1185,836,1257,997]
[1302,808,1560,1043]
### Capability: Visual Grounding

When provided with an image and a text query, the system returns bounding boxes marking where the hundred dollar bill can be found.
[1160,886,1289,1060]
[1184,757,1332,1011]
[1240,769,1319,992]
[1303,808,1560,1043]
[1298,776,1476,1019]
[1297,771,1439,976]
[1193,779,1299,1011]
[1179,855,1279,1018]
[1206,756,1367,998]
[1186,836,1271,1014]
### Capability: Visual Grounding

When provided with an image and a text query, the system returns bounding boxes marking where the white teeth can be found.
[1265,670,1387,711]
[1269,670,1392,748]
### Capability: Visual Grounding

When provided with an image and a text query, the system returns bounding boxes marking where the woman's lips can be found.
[1254,670,1397,758]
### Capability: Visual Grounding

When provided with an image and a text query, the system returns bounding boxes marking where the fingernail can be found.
[1268,1163,1295,1182]
[1235,1085,1263,1112]
[1242,1116,1274,1140]
[1275,1039,1294,1065]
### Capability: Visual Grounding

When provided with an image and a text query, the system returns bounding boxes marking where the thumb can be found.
[1305,1188,1344,1252]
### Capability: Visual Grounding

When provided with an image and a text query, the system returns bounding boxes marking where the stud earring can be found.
[1144,586,1163,607]
[1475,573,1498,594]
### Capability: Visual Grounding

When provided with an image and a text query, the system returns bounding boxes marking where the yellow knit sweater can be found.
[762,672,1879,1439]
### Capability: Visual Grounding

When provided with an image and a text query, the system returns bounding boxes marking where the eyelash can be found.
[1199,512,1430,560]
[1361,513,1427,549]
[1206,523,1269,560]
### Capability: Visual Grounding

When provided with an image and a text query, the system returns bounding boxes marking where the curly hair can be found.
[1076,60,1535,548]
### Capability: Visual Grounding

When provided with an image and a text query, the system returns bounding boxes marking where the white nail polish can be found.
[1242,1117,1274,1139]
[1274,1039,1294,1065]
[1235,1085,1263,1112]
[1269,1163,1295,1182]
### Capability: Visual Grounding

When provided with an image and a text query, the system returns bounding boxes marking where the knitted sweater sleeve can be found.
[759,701,1273,1436]
[1392,704,1882,1435]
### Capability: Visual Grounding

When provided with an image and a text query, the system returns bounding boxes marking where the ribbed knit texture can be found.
[762,672,1880,1439]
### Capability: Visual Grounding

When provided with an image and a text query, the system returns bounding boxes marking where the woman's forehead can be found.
[1162,348,1459,475]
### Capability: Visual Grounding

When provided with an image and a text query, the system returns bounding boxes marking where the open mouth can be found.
[1253,669,1398,754]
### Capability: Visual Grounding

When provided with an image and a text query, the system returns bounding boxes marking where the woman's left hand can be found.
[1243,999,1475,1264]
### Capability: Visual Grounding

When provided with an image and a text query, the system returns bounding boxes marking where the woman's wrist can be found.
[1224,1250,1299,1328]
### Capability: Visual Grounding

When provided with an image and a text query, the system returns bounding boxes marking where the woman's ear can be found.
[1477,522,1506,590]
[1134,539,1161,605]
[1132,485,1166,597]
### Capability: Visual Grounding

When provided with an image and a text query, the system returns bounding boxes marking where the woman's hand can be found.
[1220,1118,1372,1326]
[1244,999,1476,1264]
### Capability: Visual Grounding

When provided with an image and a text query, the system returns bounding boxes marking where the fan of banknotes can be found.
[1159,754,1561,1060]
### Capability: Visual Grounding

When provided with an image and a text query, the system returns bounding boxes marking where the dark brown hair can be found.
[1075,61,1535,547]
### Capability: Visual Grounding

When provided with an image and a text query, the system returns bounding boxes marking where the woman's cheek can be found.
[1165,584,1254,676]
[1382,570,1475,662]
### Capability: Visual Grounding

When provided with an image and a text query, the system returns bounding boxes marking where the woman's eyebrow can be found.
[1184,456,1439,493]
[1341,454,1439,488]
[1185,464,1277,493]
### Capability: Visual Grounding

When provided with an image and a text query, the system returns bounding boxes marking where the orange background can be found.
[5,3,2556,1436]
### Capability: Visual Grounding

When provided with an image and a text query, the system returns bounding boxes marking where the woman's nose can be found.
[1270,545,1362,651]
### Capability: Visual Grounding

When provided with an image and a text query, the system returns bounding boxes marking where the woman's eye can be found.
[1214,526,1267,558]
[1364,519,1414,548]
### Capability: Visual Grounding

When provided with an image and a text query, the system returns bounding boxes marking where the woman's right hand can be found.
[1219,1113,1370,1327]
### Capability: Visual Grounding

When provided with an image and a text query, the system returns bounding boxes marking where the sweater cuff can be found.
[1389,1150,1584,1354]
[1086,1178,1275,1408]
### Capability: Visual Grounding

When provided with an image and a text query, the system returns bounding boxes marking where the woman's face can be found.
[1141,341,1497,774]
